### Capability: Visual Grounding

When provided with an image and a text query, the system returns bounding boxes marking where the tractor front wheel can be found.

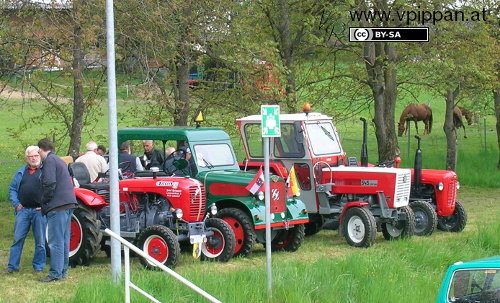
[381,206,415,240]
[304,214,324,237]
[437,200,467,232]
[410,200,437,236]
[271,224,305,252]
[341,207,376,248]
[136,225,180,269]
[69,204,102,266]
[216,208,255,257]
[201,218,235,262]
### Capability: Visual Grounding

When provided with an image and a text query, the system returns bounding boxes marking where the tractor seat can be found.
[68,162,110,191]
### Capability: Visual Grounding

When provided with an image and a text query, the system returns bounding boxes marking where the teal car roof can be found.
[117,127,230,144]
[449,256,500,270]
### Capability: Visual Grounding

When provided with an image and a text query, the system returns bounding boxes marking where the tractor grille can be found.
[189,185,206,221]
[394,170,411,207]
[447,179,457,207]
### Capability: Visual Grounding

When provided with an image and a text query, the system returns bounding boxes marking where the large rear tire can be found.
[381,206,415,240]
[271,224,305,252]
[437,200,467,232]
[201,218,235,262]
[410,200,437,236]
[69,205,102,266]
[216,208,255,257]
[341,207,376,248]
[136,225,180,269]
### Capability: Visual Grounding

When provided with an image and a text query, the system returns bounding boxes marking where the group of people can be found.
[4,139,78,282]
[118,140,193,176]
[3,139,193,282]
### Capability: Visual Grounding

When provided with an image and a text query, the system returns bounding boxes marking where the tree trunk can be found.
[67,12,85,157]
[357,0,399,163]
[443,86,460,171]
[494,88,500,169]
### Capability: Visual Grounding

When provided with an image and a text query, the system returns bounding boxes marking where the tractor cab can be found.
[237,111,348,213]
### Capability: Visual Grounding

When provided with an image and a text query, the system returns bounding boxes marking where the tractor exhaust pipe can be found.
[414,135,422,189]
[360,118,368,167]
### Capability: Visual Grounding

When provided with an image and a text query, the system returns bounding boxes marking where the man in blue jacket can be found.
[37,138,78,282]
[3,146,46,274]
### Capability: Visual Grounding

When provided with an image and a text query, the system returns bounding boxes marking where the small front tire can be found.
[136,225,180,269]
[381,206,416,240]
[410,201,437,236]
[201,218,235,262]
[341,207,376,248]
[437,200,467,232]
[271,224,305,252]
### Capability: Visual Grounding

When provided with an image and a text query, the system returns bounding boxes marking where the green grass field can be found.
[0,72,499,302]
[0,187,498,303]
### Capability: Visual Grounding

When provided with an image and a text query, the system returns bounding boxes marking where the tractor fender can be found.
[339,201,370,223]
[74,187,107,209]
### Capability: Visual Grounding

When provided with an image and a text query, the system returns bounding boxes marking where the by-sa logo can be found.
[350,28,373,41]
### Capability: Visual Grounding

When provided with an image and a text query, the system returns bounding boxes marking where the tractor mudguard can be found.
[74,187,107,209]
[339,201,370,223]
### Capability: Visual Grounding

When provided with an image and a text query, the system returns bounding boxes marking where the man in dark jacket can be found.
[37,138,78,282]
[118,141,144,174]
[142,140,164,170]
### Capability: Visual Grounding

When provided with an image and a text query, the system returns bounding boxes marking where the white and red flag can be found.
[246,167,265,194]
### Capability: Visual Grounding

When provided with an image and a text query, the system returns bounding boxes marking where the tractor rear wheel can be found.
[216,208,255,257]
[381,206,415,240]
[341,207,376,248]
[410,200,437,236]
[437,200,467,232]
[271,224,305,252]
[69,204,102,266]
[201,218,235,262]
[137,225,180,269]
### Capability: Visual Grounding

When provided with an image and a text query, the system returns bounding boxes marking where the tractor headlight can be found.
[175,208,183,219]
[456,181,460,190]
[256,191,265,201]
[437,182,444,191]
[210,204,217,216]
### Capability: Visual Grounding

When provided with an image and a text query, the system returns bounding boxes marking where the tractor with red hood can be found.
[237,107,415,247]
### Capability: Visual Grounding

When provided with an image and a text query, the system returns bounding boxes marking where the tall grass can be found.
[67,220,500,303]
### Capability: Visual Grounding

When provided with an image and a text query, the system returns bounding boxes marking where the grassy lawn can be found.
[0,187,498,303]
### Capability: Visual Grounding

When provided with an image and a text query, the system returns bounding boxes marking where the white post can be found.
[124,247,130,303]
[105,0,121,282]
[264,137,272,298]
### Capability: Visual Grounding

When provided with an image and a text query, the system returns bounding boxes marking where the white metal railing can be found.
[104,228,221,303]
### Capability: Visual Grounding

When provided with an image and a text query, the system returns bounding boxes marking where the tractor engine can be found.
[99,194,175,233]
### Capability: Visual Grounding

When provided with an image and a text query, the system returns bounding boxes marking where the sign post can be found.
[260,105,280,299]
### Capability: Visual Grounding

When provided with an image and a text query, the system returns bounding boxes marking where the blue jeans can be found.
[46,208,74,279]
[7,208,47,271]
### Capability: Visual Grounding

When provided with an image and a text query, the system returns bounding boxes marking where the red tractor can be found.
[408,136,467,235]
[68,163,235,268]
[237,113,415,247]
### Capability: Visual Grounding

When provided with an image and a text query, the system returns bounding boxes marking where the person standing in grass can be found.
[3,146,46,275]
[37,138,78,283]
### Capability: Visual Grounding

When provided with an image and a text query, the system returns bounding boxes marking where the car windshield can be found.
[306,122,342,155]
[448,269,500,303]
[193,143,235,168]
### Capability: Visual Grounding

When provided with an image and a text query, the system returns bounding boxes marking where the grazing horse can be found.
[453,106,468,138]
[457,106,473,125]
[398,103,433,136]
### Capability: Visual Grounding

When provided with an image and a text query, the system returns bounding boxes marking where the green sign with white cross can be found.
[261,105,281,137]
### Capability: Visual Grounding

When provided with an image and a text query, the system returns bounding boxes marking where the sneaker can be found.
[39,276,60,283]
[34,270,44,274]
[2,269,15,274]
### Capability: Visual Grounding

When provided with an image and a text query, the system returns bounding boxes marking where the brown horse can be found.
[457,106,473,125]
[398,103,433,136]
[453,106,468,138]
